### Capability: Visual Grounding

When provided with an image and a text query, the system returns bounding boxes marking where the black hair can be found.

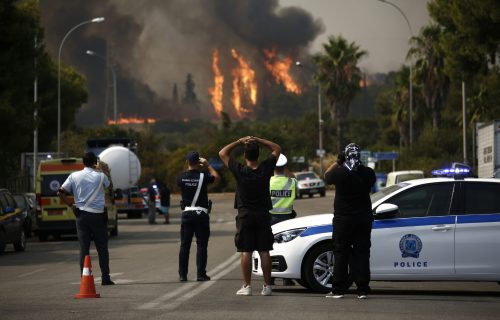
[244,142,259,161]
[83,152,98,167]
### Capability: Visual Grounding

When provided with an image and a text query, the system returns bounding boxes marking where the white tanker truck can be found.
[87,139,146,219]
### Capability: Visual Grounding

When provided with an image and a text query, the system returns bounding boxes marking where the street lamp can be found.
[377,0,414,145]
[57,17,104,156]
[86,50,118,123]
[295,61,324,176]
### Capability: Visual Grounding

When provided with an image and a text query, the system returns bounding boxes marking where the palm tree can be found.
[409,24,449,130]
[314,36,367,153]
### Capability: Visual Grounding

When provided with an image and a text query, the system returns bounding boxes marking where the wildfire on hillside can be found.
[108,116,157,125]
[208,47,301,120]
[208,49,224,118]
[263,48,301,94]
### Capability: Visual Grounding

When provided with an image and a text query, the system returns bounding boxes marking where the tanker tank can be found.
[98,146,141,190]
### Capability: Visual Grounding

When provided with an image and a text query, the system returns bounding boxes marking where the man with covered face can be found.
[323,143,376,299]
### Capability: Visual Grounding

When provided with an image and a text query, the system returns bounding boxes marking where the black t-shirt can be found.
[176,170,215,208]
[324,165,376,219]
[228,155,277,211]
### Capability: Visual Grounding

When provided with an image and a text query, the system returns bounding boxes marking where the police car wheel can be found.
[303,242,333,293]
[13,230,26,252]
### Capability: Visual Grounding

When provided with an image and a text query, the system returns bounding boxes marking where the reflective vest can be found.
[269,175,296,214]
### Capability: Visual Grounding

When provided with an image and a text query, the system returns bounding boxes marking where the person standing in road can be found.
[177,151,220,282]
[219,136,281,296]
[57,152,115,285]
[159,182,171,224]
[323,143,376,299]
[269,153,297,286]
[147,178,157,224]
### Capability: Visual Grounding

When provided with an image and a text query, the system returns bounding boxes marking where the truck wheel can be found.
[0,230,6,255]
[38,232,48,242]
[13,230,26,252]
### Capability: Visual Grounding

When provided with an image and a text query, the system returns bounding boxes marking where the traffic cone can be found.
[75,255,100,299]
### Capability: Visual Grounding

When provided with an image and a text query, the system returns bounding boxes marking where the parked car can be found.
[0,189,26,254]
[12,193,37,237]
[294,171,325,198]
[385,170,424,187]
[252,171,500,292]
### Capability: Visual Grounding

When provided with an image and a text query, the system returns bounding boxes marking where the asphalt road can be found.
[1,191,500,320]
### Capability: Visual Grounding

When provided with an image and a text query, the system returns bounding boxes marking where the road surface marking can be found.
[18,268,47,278]
[138,252,240,310]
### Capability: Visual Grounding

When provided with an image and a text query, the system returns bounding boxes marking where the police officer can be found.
[57,152,115,285]
[269,153,297,286]
[324,143,375,299]
[177,151,220,282]
[269,154,297,225]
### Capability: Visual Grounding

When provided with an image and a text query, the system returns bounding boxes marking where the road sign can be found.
[292,156,305,163]
[373,151,399,161]
[360,151,371,164]
[316,149,325,157]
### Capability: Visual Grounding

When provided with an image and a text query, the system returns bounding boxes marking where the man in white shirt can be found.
[58,152,114,285]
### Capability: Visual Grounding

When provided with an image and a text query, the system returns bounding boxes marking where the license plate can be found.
[47,210,63,216]
[309,189,318,193]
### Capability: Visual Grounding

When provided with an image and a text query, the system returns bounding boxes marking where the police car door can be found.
[455,182,500,276]
[371,182,456,278]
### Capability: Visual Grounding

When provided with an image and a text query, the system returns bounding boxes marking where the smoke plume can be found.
[39,0,324,125]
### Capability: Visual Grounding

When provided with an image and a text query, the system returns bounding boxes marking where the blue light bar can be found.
[431,167,471,177]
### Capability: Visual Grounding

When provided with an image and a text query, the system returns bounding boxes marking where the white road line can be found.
[18,268,47,278]
[138,252,240,310]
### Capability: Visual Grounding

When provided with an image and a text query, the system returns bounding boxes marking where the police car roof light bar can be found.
[431,167,470,180]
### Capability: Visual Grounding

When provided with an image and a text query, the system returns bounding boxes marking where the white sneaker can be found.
[325,292,344,299]
[236,285,252,296]
[357,294,368,299]
[261,285,272,296]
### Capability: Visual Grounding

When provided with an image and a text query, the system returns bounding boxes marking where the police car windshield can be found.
[370,184,405,203]
[296,172,317,180]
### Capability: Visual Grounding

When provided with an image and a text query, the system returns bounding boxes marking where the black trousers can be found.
[76,212,110,279]
[178,211,210,278]
[331,216,372,294]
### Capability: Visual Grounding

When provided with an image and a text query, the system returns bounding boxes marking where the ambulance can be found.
[35,157,118,241]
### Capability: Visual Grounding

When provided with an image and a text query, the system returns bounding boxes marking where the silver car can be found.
[295,171,326,198]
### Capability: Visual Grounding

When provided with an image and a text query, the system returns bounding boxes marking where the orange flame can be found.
[263,48,301,94]
[108,116,157,125]
[208,49,224,118]
[231,48,257,117]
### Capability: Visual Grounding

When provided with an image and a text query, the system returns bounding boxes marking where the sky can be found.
[281,0,431,73]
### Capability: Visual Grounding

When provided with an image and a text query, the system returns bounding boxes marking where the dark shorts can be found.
[235,208,274,252]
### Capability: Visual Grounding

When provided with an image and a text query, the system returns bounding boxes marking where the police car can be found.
[252,168,500,292]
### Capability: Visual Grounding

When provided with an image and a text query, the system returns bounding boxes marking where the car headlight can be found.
[274,228,306,244]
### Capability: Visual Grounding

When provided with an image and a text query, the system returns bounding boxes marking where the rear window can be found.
[41,174,70,196]
[395,173,423,184]
[463,182,500,214]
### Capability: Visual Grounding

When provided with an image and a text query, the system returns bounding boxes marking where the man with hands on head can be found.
[219,136,281,296]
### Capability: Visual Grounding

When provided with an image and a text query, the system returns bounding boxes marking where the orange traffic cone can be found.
[75,255,101,299]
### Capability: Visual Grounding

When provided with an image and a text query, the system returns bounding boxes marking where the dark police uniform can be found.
[177,169,215,281]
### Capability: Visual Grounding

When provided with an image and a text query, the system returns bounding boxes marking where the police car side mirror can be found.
[374,203,398,219]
